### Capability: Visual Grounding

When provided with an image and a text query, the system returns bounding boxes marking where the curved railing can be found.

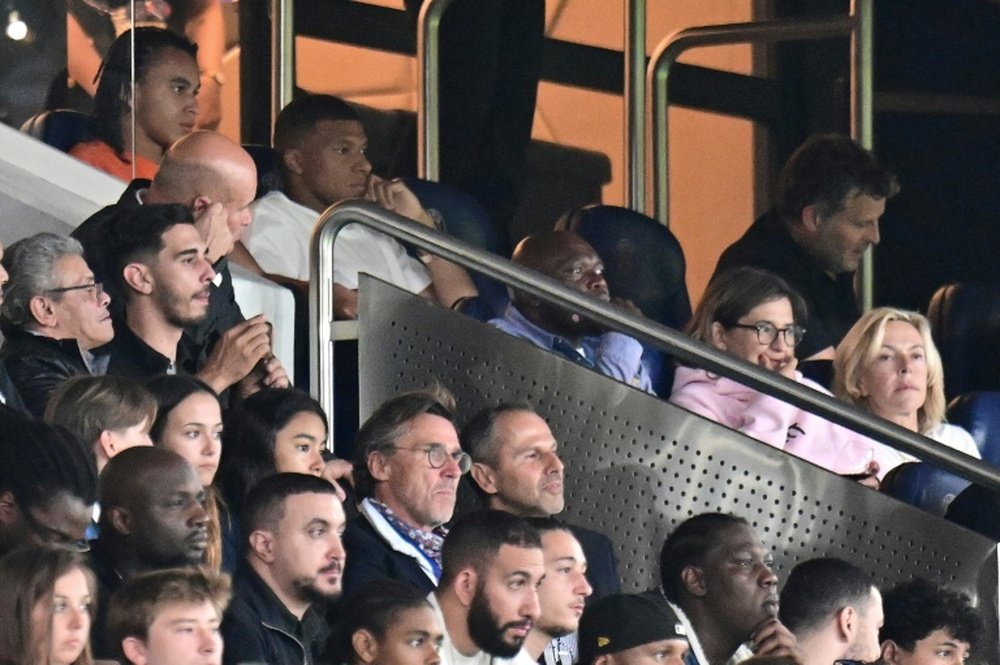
[310,201,1000,492]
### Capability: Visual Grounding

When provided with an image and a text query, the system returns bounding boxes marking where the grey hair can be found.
[1,233,85,329]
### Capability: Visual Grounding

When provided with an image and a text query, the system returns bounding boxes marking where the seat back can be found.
[928,282,1000,400]
[879,462,972,516]
[20,109,94,152]
[947,391,1000,466]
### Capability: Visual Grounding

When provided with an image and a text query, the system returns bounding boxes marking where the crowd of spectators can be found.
[0,14,996,665]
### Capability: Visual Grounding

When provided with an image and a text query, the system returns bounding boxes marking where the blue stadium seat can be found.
[947,391,1000,466]
[880,462,972,516]
[20,109,93,152]
[928,282,1000,400]
[556,204,692,394]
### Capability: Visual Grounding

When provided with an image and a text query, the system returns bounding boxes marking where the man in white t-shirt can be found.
[247,94,477,319]
[431,509,545,665]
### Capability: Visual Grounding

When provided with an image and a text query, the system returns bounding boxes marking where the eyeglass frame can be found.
[726,321,806,348]
[45,281,105,301]
[20,504,91,553]
[392,444,472,474]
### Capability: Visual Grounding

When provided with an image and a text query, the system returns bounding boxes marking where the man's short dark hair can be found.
[107,567,231,662]
[778,558,875,635]
[778,133,899,222]
[273,94,362,157]
[525,516,573,537]
[241,472,340,546]
[461,401,537,466]
[352,387,456,500]
[439,509,542,588]
[0,411,98,513]
[109,203,196,296]
[880,578,984,652]
[659,513,748,603]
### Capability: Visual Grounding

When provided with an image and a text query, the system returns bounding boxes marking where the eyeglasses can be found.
[46,282,104,301]
[393,444,472,474]
[727,321,806,347]
[21,506,91,553]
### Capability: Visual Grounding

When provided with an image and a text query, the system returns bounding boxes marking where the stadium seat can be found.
[928,282,1000,400]
[556,204,692,394]
[880,461,972,516]
[947,391,1000,466]
[19,109,93,152]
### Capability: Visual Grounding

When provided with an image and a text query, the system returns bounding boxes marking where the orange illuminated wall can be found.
[257,1,766,307]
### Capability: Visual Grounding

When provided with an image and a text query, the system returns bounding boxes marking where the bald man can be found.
[88,446,210,659]
[489,230,654,393]
[73,131,286,396]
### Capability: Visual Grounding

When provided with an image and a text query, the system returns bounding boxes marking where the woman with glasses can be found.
[0,545,96,665]
[216,388,349,570]
[670,267,900,483]
[833,307,981,462]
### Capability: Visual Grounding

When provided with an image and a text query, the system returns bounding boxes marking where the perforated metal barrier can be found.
[357,277,999,658]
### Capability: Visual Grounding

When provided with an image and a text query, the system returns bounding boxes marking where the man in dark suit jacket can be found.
[461,402,621,599]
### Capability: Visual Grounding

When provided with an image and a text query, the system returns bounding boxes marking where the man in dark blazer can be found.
[461,402,621,599]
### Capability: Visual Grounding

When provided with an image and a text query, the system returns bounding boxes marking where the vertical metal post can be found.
[852,0,875,311]
[270,0,294,138]
[417,0,458,181]
[625,0,647,212]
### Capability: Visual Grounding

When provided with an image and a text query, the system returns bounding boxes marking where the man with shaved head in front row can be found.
[489,230,654,393]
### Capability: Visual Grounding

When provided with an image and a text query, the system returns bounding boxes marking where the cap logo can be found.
[597,637,610,647]
[674,623,686,636]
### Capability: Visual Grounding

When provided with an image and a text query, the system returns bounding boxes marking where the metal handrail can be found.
[417,0,459,181]
[647,1,875,308]
[625,0,647,211]
[270,0,295,137]
[310,201,1000,493]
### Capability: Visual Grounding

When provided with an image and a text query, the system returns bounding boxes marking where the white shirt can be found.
[247,190,433,292]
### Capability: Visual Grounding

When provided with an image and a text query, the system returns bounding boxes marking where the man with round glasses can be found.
[0,232,114,417]
[344,387,470,594]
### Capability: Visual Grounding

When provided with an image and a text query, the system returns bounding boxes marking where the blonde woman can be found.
[834,307,981,461]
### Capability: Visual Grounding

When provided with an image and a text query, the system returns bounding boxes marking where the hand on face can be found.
[367,176,433,226]
[749,618,803,662]
[193,201,234,264]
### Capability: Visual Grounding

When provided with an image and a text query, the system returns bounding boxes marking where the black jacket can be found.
[222,565,330,665]
[341,515,438,596]
[0,327,98,417]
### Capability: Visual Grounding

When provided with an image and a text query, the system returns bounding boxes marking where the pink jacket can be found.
[669,366,906,478]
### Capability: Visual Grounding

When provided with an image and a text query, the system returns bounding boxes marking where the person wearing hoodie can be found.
[669,266,901,485]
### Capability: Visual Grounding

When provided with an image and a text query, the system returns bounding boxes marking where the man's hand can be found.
[749,618,803,663]
[197,315,272,393]
[334,284,360,320]
[193,201,234,263]
[367,176,435,228]
[235,353,290,399]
